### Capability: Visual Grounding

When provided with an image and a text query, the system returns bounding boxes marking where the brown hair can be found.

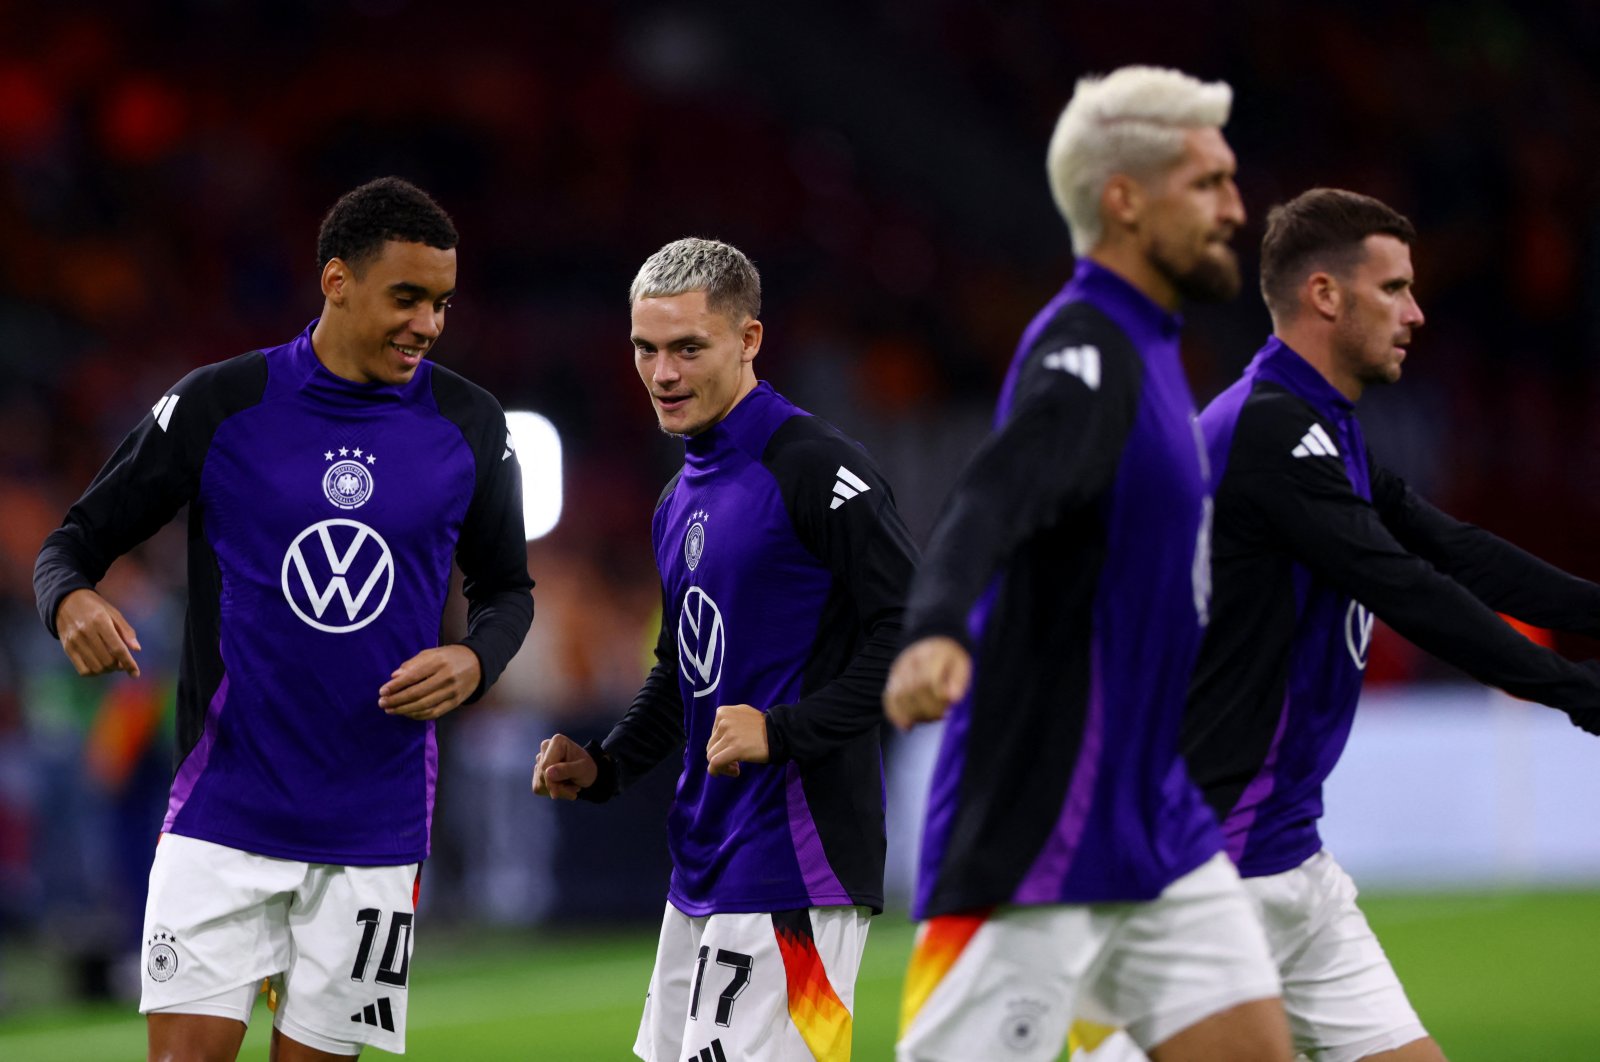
[1260,188,1415,318]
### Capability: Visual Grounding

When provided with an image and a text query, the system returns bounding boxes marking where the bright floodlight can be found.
[505,410,561,540]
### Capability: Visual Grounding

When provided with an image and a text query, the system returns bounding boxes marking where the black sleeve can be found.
[1370,458,1600,638]
[33,354,266,636]
[582,475,689,803]
[1232,404,1600,714]
[904,309,1141,645]
[433,372,536,703]
[582,599,688,803]
[761,422,920,765]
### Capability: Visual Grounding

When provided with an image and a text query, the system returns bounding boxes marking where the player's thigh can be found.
[636,903,705,1062]
[672,906,870,1062]
[140,833,300,1017]
[898,904,1101,1062]
[1091,853,1283,1054]
[1246,852,1428,1062]
[146,1007,252,1061]
[275,861,420,1057]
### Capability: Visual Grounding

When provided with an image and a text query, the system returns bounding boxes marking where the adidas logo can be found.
[830,466,870,510]
[150,394,180,433]
[687,1039,729,1062]
[1040,344,1101,390]
[350,997,396,1032]
[1291,423,1339,459]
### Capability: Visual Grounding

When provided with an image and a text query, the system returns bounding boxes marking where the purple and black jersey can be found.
[906,260,1223,918]
[1187,337,1600,877]
[34,322,534,866]
[580,382,917,916]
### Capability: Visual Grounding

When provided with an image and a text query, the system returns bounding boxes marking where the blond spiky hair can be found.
[628,237,762,323]
[1046,66,1233,255]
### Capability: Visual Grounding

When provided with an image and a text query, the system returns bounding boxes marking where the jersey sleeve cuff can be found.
[577,738,620,803]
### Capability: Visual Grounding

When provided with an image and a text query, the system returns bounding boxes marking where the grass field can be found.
[3,889,1598,1060]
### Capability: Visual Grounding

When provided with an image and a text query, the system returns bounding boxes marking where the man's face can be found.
[1332,234,1424,391]
[333,240,457,386]
[1141,126,1246,303]
[631,290,760,437]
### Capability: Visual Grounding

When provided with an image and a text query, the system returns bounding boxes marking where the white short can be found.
[1066,850,1429,1062]
[634,903,872,1062]
[1248,850,1428,1062]
[898,852,1281,1061]
[140,833,420,1056]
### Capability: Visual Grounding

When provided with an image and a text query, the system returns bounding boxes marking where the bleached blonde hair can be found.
[629,237,762,323]
[1047,66,1233,255]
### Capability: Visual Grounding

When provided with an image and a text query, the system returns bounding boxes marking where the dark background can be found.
[1,0,1597,1006]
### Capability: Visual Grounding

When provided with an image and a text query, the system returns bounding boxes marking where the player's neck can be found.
[1087,247,1180,312]
[309,314,365,384]
[1275,326,1362,403]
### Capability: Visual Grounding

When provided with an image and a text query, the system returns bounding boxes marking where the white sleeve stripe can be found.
[832,463,870,492]
[153,394,179,432]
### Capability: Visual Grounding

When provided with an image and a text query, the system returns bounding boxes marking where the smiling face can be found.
[1330,234,1424,395]
[1140,126,1246,304]
[315,239,457,386]
[631,290,761,437]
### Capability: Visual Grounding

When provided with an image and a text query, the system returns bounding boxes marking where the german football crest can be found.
[146,931,179,983]
[321,446,377,510]
[685,509,709,572]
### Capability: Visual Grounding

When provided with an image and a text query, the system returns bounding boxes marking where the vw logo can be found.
[281,519,395,633]
[677,586,725,699]
[1191,496,1214,628]
[1344,600,1374,670]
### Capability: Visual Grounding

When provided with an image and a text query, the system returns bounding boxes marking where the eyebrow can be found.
[632,332,711,348]
[389,282,456,300]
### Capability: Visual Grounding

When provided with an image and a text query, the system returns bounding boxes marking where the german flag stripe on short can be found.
[772,910,852,1062]
[899,908,991,1037]
[1068,1020,1120,1053]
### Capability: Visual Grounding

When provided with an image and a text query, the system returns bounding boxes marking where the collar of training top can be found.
[1065,258,1184,346]
[1247,336,1356,419]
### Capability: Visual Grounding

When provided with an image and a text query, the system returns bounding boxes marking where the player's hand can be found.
[379,644,481,720]
[55,589,142,678]
[1565,706,1600,736]
[533,733,597,799]
[884,636,971,731]
[706,704,768,778]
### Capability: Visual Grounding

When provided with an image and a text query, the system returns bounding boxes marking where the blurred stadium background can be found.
[1,1,1599,1058]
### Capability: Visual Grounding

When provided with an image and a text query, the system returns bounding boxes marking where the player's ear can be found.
[321,258,350,305]
[1101,173,1144,232]
[740,317,762,363]
[1306,271,1341,321]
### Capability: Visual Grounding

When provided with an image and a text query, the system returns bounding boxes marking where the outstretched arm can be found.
[1371,460,1600,636]
[1242,446,1600,731]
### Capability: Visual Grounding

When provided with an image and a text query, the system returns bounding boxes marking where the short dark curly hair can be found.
[315,177,458,273]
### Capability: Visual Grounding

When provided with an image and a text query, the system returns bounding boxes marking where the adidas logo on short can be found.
[687,1039,728,1062]
[1291,423,1339,459]
[351,997,396,1032]
[830,466,870,510]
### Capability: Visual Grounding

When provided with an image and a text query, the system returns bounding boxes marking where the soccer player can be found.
[1175,186,1600,1062]
[883,66,1291,1062]
[34,177,534,1061]
[531,238,919,1062]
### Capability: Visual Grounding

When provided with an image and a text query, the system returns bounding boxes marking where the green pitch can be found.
[2,889,1597,1060]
